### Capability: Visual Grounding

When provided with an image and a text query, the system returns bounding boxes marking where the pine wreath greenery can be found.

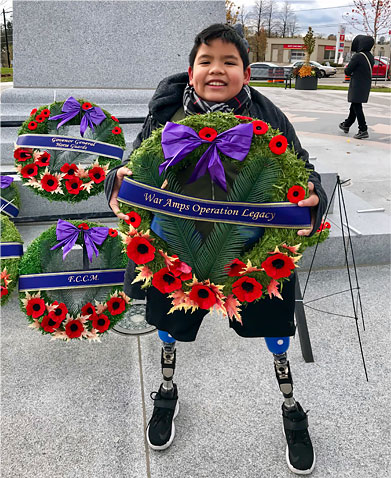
[14,99,126,202]
[18,220,130,341]
[1,214,23,305]
[118,112,329,322]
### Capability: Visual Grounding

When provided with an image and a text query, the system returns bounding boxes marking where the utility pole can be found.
[2,8,11,68]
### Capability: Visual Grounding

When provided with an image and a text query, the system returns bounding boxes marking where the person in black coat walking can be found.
[339,35,374,139]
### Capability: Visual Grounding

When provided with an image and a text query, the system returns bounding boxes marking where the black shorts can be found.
[124,263,296,342]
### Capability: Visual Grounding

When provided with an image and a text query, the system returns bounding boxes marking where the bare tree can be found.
[343,0,391,46]
[264,0,277,38]
[277,0,297,38]
[287,15,298,37]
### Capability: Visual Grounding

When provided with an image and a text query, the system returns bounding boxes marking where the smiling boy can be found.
[106,24,327,475]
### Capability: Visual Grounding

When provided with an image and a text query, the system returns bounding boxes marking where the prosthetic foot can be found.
[265,338,315,475]
[146,333,179,450]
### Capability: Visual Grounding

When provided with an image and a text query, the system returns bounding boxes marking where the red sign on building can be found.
[283,44,305,49]
[325,46,335,50]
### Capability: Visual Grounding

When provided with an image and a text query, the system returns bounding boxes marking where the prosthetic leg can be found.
[146,330,179,450]
[265,337,315,475]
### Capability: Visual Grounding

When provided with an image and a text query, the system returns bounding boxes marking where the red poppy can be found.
[40,315,62,333]
[235,115,253,121]
[189,284,217,309]
[65,319,84,338]
[88,166,106,184]
[82,102,92,110]
[108,228,118,237]
[252,120,269,135]
[152,267,182,294]
[28,121,38,130]
[81,302,97,318]
[30,108,38,116]
[232,276,263,302]
[21,163,38,178]
[77,223,89,230]
[112,126,122,135]
[169,256,192,280]
[34,151,51,167]
[317,221,331,233]
[26,297,46,318]
[198,127,218,142]
[40,108,51,117]
[14,148,33,162]
[65,177,84,195]
[111,115,119,122]
[60,163,78,179]
[41,173,59,192]
[106,296,126,315]
[287,185,306,204]
[1,286,8,297]
[262,253,295,279]
[269,135,288,155]
[92,314,111,333]
[124,211,141,228]
[48,301,68,321]
[126,236,155,264]
[224,258,246,277]
[35,114,46,123]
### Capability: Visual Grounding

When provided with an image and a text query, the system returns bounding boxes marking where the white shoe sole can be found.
[282,423,316,475]
[146,400,179,451]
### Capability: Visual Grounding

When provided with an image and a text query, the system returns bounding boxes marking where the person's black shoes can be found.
[353,130,369,139]
[146,383,179,450]
[282,402,315,475]
[339,122,350,133]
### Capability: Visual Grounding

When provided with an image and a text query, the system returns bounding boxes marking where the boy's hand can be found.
[109,167,132,221]
[297,181,319,236]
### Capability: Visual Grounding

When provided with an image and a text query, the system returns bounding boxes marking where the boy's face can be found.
[188,38,251,103]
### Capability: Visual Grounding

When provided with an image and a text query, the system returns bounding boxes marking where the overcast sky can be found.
[240,0,389,39]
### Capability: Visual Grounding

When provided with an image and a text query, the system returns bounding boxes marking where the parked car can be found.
[344,56,390,81]
[250,62,288,80]
[287,60,337,77]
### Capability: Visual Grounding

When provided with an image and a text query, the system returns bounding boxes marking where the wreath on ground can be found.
[0,175,20,217]
[14,97,126,202]
[18,220,130,341]
[118,112,329,323]
[1,214,23,305]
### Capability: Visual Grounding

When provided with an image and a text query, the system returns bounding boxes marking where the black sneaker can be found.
[282,402,315,475]
[353,130,369,139]
[146,383,179,450]
[339,122,349,133]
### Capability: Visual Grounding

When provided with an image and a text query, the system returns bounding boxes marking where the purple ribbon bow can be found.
[50,219,109,262]
[0,175,14,189]
[159,122,254,192]
[48,96,106,137]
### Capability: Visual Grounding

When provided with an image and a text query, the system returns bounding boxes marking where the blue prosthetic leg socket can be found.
[264,337,290,354]
[158,330,176,344]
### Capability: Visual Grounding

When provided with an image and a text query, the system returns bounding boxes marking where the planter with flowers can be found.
[294,27,320,90]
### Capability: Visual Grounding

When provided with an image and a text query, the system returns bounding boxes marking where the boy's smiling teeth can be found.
[207,81,226,86]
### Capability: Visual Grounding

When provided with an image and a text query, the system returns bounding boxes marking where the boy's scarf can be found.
[183,84,251,116]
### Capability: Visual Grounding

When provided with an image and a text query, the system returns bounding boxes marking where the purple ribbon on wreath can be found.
[50,219,109,262]
[159,122,254,192]
[0,176,14,189]
[48,96,106,137]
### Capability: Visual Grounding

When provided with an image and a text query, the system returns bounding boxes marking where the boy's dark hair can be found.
[189,23,250,71]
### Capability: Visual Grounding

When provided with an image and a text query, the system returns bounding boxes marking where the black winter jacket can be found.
[345,35,375,103]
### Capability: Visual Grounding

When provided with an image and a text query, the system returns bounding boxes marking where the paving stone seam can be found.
[137,336,152,478]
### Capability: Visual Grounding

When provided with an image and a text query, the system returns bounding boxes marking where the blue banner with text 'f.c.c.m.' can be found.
[117,178,311,229]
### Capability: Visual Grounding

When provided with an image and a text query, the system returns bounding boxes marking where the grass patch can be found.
[249,81,390,93]
[1,67,13,82]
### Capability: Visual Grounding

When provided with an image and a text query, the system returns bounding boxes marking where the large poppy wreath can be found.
[118,112,329,323]
[1,214,23,305]
[18,220,130,341]
[14,97,126,202]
